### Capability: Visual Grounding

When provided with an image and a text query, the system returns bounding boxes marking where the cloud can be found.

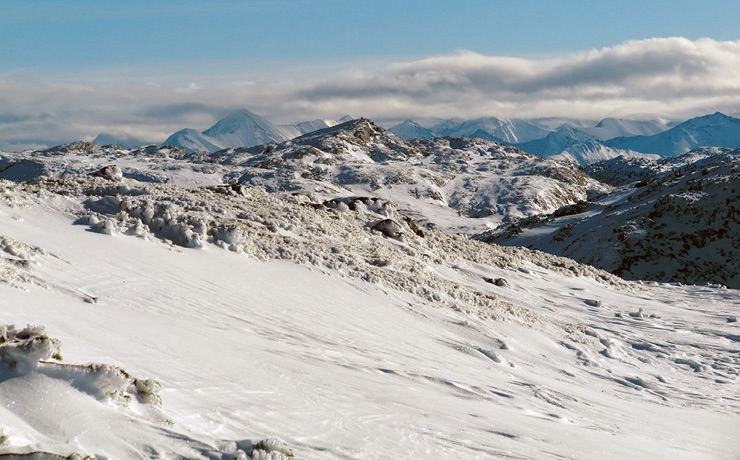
[2,37,740,149]
[294,37,740,120]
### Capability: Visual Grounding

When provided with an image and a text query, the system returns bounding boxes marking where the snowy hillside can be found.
[394,117,672,165]
[604,112,740,156]
[1,142,738,458]
[551,141,657,165]
[482,148,740,289]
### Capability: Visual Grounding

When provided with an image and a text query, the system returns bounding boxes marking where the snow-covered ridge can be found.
[604,112,740,156]
[204,120,608,233]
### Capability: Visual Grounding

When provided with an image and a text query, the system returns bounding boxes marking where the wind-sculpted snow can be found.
[15,171,629,320]
[0,236,48,289]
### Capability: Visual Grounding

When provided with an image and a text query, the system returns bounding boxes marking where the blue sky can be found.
[4,0,740,71]
[2,0,740,148]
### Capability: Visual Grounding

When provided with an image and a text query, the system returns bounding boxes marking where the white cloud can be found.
[2,37,740,149]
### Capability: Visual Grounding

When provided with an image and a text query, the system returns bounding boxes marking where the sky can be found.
[2,0,740,149]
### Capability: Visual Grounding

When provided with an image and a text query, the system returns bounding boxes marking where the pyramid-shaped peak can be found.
[204,109,274,136]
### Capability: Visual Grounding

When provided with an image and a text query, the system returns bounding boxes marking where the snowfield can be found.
[1,154,738,459]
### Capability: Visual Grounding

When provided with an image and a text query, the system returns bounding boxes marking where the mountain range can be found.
[161,109,352,153]
[84,109,740,168]
[391,112,740,165]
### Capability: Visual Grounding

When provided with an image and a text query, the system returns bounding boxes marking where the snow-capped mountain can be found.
[528,117,597,131]
[516,126,601,157]
[161,127,222,153]
[430,118,464,136]
[394,117,550,143]
[201,109,300,148]
[514,126,649,165]
[1,134,737,458]
[388,119,436,139]
[440,117,550,143]
[162,109,351,153]
[392,117,673,165]
[92,132,150,149]
[480,147,740,288]
[604,112,740,156]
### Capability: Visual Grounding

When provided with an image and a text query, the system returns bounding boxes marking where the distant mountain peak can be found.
[389,119,435,140]
[203,109,273,136]
[603,112,740,156]
[162,109,350,153]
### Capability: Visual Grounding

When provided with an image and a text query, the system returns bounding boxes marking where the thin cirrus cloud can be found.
[1,37,740,150]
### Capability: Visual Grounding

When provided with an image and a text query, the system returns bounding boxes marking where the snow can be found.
[1,146,739,459]
[486,148,740,289]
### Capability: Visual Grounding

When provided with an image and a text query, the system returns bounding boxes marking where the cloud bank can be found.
[2,37,740,149]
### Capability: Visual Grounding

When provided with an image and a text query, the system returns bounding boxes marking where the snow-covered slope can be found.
[604,112,740,156]
[1,150,738,459]
[162,128,223,154]
[482,148,740,288]
[202,109,301,147]
[551,142,659,165]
